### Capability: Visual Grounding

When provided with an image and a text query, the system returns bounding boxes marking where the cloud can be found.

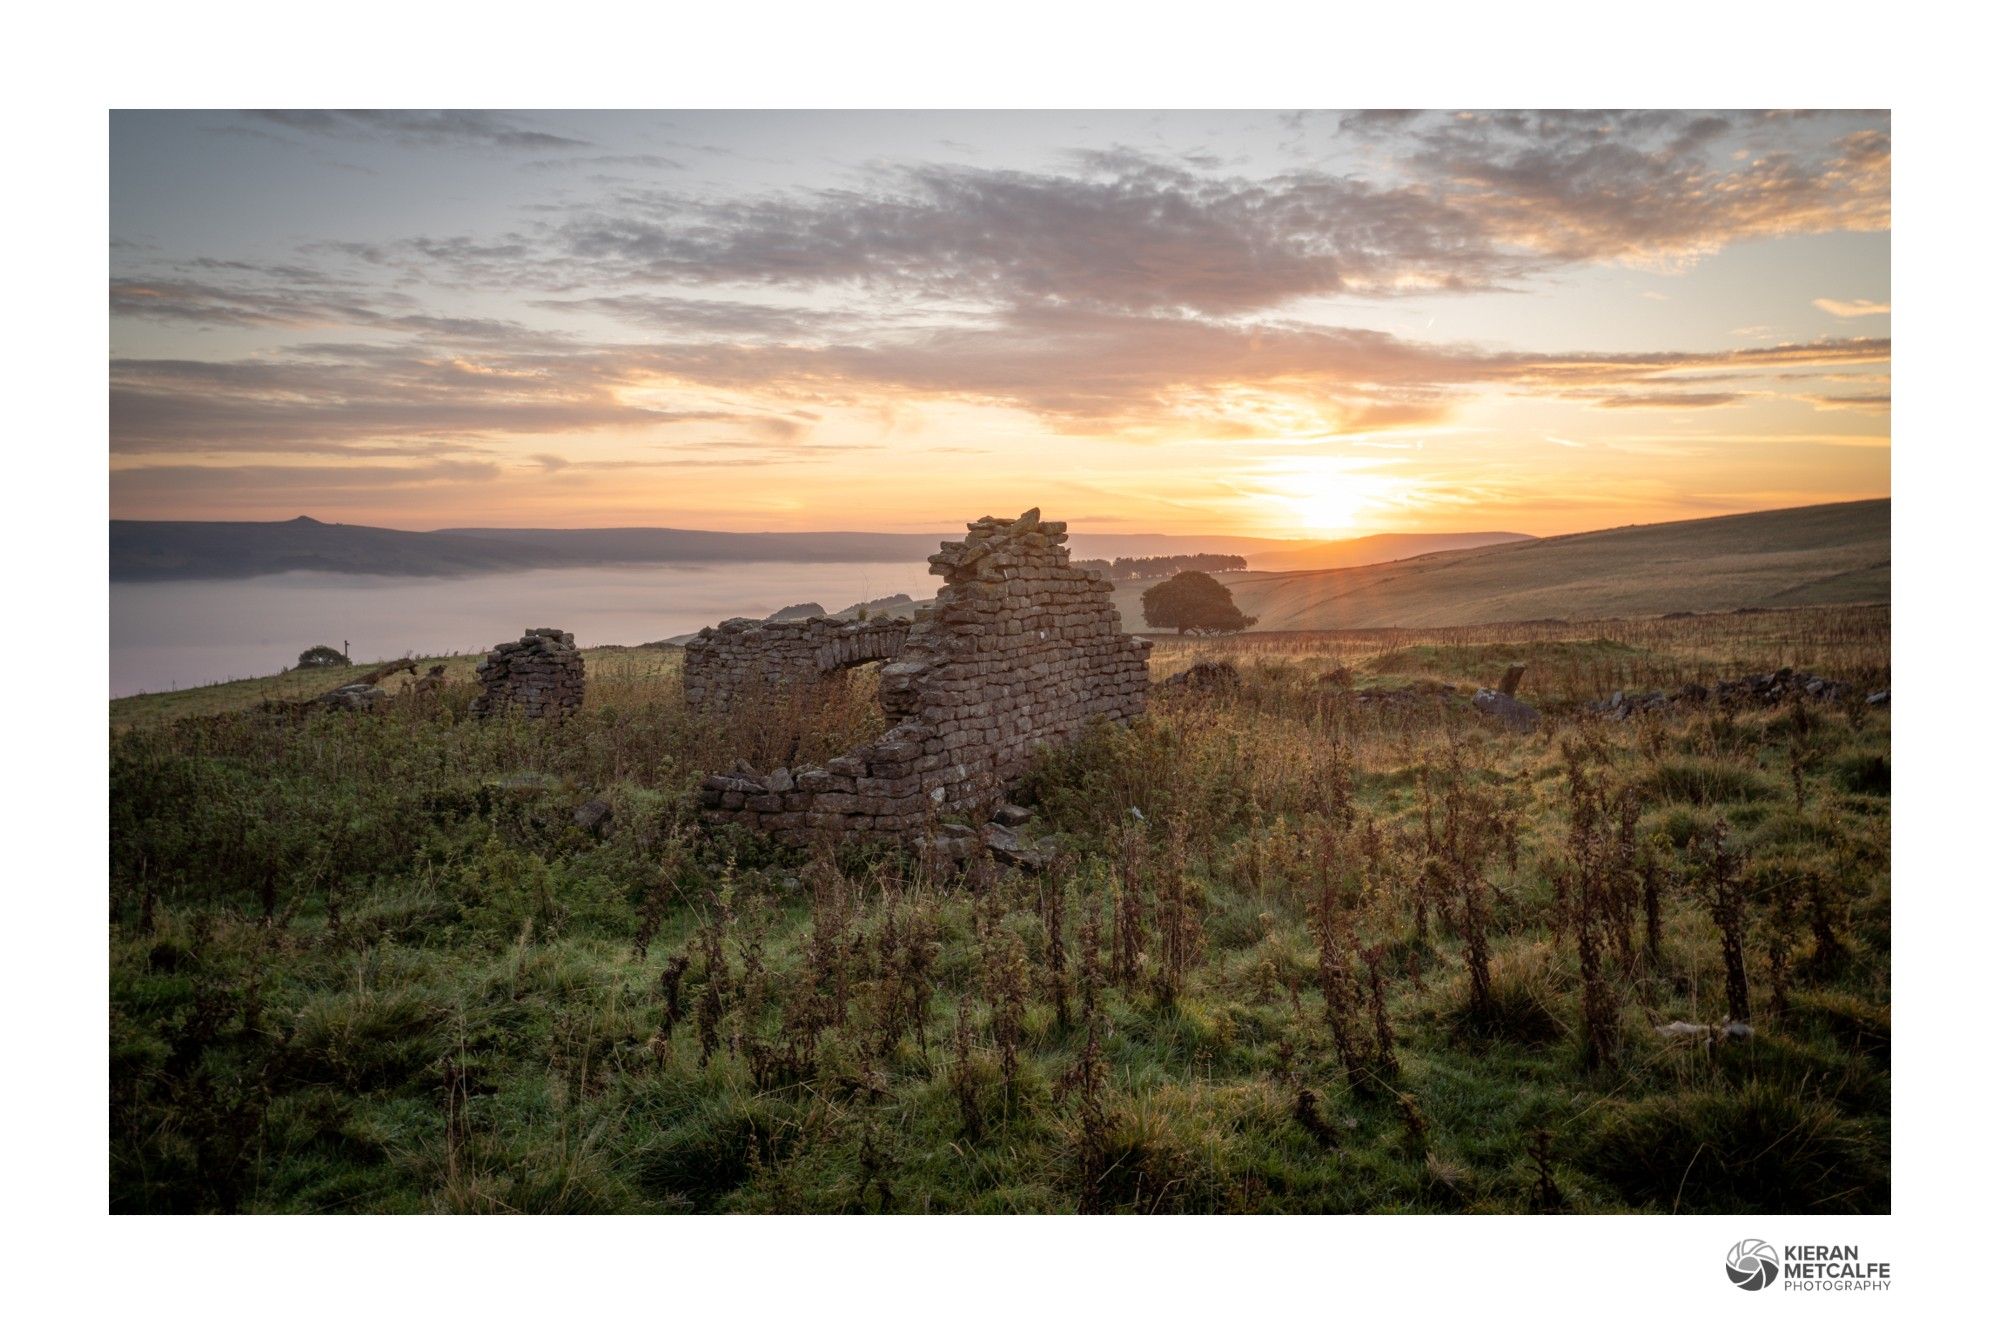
[111,277,387,328]
[109,333,831,456]
[243,110,589,151]
[527,294,848,338]
[109,347,677,450]
[217,114,1886,332]
[543,163,1500,313]
[1814,297,1890,317]
[1385,111,1889,267]
[111,459,504,495]
[110,271,564,347]
[620,304,1887,436]
[112,236,1890,454]
[519,153,684,174]
[109,113,1891,462]
[1805,392,1892,412]
[501,113,1888,317]
[1577,391,1746,410]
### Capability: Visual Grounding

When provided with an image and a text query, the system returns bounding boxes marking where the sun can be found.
[1264,460,1398,536]
[1291,479,1367,535]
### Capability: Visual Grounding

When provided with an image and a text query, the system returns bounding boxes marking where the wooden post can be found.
[1499,664,1526,697]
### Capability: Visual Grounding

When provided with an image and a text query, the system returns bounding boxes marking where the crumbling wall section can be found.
[471,627,585,719]
[699,508,1151,843]
[683,615,913,711]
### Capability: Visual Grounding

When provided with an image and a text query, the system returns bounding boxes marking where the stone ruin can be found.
[1587,667,1879,719]
[697,508,1151,845]
[470,627,585,719]
[263,659,416,717]
[683,615,913,712]
[1156,658,1242,696]
[1473,662,1540,732]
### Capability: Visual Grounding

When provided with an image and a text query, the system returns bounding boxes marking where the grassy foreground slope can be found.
[110,606,1888,1213]
[1111,500,1888,632]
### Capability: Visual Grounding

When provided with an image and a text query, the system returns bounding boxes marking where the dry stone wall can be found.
[470,627,585,719]
[699,508,1151,844]
[683,615,913,711]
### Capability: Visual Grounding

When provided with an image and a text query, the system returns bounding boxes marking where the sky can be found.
[109,110,1890,539]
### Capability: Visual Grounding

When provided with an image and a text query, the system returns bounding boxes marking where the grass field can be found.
[109,604,1889,1213]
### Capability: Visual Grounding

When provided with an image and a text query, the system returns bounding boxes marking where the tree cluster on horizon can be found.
[1074,553,1248,582]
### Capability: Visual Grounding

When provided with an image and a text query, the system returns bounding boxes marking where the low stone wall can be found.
[683,615,913,711]
[699,508,1151,844]
[470,627,585,719]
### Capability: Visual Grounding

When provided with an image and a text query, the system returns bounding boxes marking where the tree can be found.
[1140,571,1257,635]
[296,644,349,669]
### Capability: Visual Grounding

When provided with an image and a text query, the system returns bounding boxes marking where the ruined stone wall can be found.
[470,627,585,719]
[683,615,913,711]
[698,509,1151,843]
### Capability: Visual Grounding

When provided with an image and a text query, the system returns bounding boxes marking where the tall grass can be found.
[110,604,1889,1212]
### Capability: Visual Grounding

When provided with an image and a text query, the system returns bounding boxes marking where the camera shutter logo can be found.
[1726,1239,1780,1291]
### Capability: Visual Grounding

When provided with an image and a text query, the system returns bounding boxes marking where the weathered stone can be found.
[1586,670,1855,716]
[684,615,911,711]
[696,508,1149,846]
[991,803,1034,828]
[470,628,584,719]
[984,823,1059,870]
[1157,659,1241,695]
[917,829,980,863]
[318,683,387,712]
[1472,687,1540,732]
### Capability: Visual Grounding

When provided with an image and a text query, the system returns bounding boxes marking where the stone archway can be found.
[682,615,913,713]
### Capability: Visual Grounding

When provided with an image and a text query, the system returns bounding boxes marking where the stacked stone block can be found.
[683,615,913,711]
[699,508,1151,844]
[470,627,585,719]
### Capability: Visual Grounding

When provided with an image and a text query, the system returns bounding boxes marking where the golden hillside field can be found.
[1110,500,1888,633]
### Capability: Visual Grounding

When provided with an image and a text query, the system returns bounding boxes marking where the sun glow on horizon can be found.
[1245,457,1414,538]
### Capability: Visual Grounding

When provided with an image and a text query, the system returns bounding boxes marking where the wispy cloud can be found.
[1804,391,1892,412]
[243,110,589,151]
[1814,297,1890,317]
[1575,390,1746,410]
[111,282,1887,456]
[322,113,1887,317]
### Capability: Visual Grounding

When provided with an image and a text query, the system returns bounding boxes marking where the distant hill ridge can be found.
[108,505,1883,628]
[109,515,1523,582]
